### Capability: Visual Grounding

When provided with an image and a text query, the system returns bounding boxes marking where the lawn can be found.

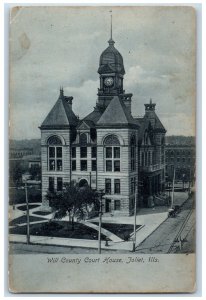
[32,210,51,216]
[91,222,141,241]
[9,220,109,241]
[9,187,41,205]
[9,215,46,226]
[17,204,40,211]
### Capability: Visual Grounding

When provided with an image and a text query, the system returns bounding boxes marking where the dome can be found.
[98,39,125,75]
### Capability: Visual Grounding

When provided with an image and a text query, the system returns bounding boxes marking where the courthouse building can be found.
[40,33,166,215]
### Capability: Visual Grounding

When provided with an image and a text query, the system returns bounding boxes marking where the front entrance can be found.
[105,199,111,212]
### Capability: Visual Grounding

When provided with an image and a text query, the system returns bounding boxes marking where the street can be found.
[135,194,195,253]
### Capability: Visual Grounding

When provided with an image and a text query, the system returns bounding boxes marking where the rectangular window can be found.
[114,200,121,210]
[72,160,76,171]
[131,177,135,194]
[106,160,112,172]
[92,147,97,158]
[57,160,62,171]
[81,160,87,171]
[72,147,76,158]
[114,160,120,172]
[56,147,62,158]
[106,147,112,158]
[49,177,54,192]
[49,159,55,171]
[57,177,63,191]
[80,147,87,158]
[92,160,96,171]
[114,147,120,158]
[49,147,55,158]
[105,179,111,194]
[114,179,120,194]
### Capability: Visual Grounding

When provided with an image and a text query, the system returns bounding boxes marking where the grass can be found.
[32,210,51,216]
[9,215,45,226]
[9,187,41,205]
[17,204,40,211]
[92,222,141,241]
[9,220,109,241]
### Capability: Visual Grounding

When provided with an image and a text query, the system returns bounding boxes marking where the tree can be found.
[29,165,41,180]
[46,181,99,230]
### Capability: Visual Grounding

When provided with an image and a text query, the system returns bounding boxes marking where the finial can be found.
[108,10,115,46]
[150,98,152,104]
[110,10,112,40]
[60,86,64,98]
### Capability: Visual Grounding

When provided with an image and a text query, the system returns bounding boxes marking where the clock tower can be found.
[97,32,127,108]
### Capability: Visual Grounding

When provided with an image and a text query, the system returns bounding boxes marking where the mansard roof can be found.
[40,91,78,129]
[97,96,139,128]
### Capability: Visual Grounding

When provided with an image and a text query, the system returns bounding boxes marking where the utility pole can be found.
[98,189,104,254]
[25,180,30,244]
[132,178,138,252]
[171,166,175,209]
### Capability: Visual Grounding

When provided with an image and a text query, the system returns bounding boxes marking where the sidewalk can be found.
[9,192,189,251]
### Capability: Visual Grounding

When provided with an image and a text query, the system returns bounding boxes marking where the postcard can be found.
[9,6,196,293]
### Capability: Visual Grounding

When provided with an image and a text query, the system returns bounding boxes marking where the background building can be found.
[165,144,195,183]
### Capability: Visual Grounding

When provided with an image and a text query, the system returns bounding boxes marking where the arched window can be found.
[48,135,63,171]
[48,135,62,145]
[130,136,136,171]
[104,135,120,172]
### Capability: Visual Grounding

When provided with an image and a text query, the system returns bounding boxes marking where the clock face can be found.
[104,77,114,87]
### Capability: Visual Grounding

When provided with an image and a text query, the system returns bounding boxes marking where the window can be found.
[72,160,76,171]
[72,147,76,158]
[92,160,96,171]
[80,147,87,158]
[114,160,120,172]
[114,179,120,194]
[182,158,185,163]
[80,133,87,145]
[92,147,97,158]
[114,200,121,210]
[81,160,87,171]
[91,147,97,171]
[131,177,135,194]
[105,179,111,194]
[57,177,63,191]
[49,177,54,192]
[48,136,63,171]
[104,135,120,172]
[106,160,112,172]
[130,136,136,171]
[141,152,144,166]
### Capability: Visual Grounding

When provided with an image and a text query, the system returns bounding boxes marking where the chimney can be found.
[144,98,156,126]
[122,93,132,114]
[65,96,73,109]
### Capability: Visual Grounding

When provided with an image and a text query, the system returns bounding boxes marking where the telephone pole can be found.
[98,189,105,254]
[132,179,138,252]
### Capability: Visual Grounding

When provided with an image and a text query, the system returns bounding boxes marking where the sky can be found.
[9,6,196,140]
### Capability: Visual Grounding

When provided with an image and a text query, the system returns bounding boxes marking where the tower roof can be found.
[97,96,138,128]
[98,42,125,75]
[40,89,78,129]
